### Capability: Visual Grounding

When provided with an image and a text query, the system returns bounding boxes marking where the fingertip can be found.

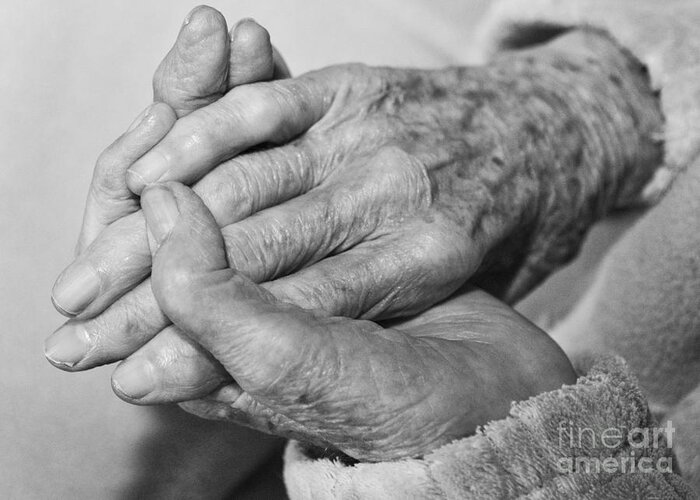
[126,149,169,195]
[112,358,156,402]
[111,326,229,404]
[228,18,275,85]
[154,6,229,115]
[51,294,78,318]
[44,322,90,369]
[125,169,147,195]
[180,5,228,43]
[125,101,176,138]
[230,18,270,46]
[141,183,180,249]
[51,262,101,318]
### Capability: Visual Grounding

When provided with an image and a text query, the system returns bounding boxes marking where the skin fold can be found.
[45,10,662,459]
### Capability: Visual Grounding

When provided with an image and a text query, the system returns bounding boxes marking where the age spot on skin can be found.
[551,59,583,74]
[523,120,546,142]
[296,393,311,405]
[431,85,447,100]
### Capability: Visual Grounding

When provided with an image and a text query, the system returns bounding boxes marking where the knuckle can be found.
[405,221,470,277]
[272,279,325,311]
[196,157,258,222]
[252,84,301,140]
[93,147,125,195]
[221,85,279,138]
[182,109,224,151]
[359,146,433,217]
[222,224,274,280]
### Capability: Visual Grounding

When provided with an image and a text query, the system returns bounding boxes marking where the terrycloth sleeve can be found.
[283,357,694,499]
[473,0,700,205]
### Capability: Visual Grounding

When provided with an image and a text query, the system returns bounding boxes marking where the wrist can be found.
[470,28,663,301]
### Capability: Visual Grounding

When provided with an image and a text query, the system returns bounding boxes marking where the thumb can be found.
[141,182,329,399]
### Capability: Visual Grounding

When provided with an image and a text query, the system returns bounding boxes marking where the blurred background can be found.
[1,1,499,497]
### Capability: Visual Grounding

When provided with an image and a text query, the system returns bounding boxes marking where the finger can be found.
[152,5,230,117]
[110,325,229,402]
[126,76,333,194]
[45,278,167,369]
[193,139,320,226]
[218,147,432,283]
[52,211,149,318]
[77,103,177,253]
[227,18,275,86]
[262,221,472,320]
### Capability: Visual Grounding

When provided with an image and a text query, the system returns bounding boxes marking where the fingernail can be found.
[44,323,90,367]
[233,17,258,30]
[141,184,179,245]
[125,169,147,195]
[51,262,101,317]
[112,359,155,399]
[126,150,169,193]
[126,104,154,133]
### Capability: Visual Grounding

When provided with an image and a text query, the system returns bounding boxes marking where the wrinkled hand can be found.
[128,181,576,461]
[47,27,660,406]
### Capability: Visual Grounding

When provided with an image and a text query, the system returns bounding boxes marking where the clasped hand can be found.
[43,5,663,460]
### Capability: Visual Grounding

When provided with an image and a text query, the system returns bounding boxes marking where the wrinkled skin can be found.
[46,24,661,411]
[135,181,576,461]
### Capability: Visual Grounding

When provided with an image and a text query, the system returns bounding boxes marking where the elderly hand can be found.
[125,181,576,461]
[47,26,661,405]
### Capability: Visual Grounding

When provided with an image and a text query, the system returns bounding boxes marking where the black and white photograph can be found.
[2,0,699,497]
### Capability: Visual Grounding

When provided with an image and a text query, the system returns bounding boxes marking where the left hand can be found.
[115,181,577,461]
